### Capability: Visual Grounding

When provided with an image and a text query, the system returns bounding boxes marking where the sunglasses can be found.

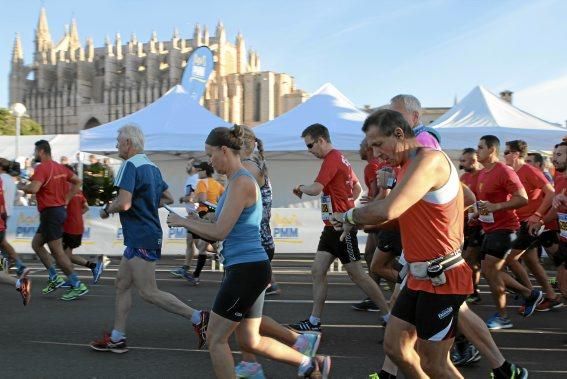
[306,140,318,149]
[503,150,514,155]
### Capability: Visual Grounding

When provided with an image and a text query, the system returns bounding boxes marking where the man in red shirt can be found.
[503,140,560,311]
[475,135,542,330]
[62,166,105,284]
[0,176,31,305]
[20,140,88,301]
[459,148,484,304]
[289,123,390,332]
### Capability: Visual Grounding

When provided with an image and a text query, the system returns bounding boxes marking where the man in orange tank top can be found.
[332,109,471,378]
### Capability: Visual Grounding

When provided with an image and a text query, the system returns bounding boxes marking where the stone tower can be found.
[9,8,308,134]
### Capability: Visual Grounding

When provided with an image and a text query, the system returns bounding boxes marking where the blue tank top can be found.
[215,169,268,267]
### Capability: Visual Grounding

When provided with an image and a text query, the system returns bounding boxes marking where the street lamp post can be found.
[10,103,27,160]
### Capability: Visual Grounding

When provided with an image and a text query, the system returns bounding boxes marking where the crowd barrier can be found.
[6,206,356,256]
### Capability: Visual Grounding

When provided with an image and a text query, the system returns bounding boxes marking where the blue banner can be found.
[181,46,214,102]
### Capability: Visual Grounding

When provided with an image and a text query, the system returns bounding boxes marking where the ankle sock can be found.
[298,356,313,375]
[309,316,320,325]
[110,329,125,342]
[68,273,80,287]
[47,265,58,280]
[191,310,202,325]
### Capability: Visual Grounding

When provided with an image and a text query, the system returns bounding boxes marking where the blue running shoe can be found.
[235,361,266,379]
[170,266,188,278]
[184,272,199,286]
[522,289,543,317]
[92,256,105,284]
[486,313,513,330]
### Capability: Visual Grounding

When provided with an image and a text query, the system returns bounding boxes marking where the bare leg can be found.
[370,249,397,283]
[64,247,90,267]
[207,312,240,378]
[310,251,335,318]
[506,249,532,289]
[523,248,556,299]
[241,315,301,363]
[129,257,195,319]
[383,315,428,379]
[31,233,53,269]
[46,239,75,276]
[185,234,196,267]
[113,257,133,333]
[344,261,390,316]
[417,338,462,379]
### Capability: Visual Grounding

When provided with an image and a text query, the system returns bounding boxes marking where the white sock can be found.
[191,310,202,325]
[110,329,125,342]
[309,315,320,325]
[298,356,313,375]
[15,279,21,289]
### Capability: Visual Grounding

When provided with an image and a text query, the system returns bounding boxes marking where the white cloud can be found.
[515,74,567,125]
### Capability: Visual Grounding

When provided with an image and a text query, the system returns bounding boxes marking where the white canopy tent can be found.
[255,82,366,152]
[0,134,79,163]
[253,83,368,206]
[432,86,566,152]
[80,85,230,153]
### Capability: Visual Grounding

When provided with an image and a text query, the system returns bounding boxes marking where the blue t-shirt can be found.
[216,169,268,267]
[114,154,168,250]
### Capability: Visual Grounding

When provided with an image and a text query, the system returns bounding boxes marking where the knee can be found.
[311,265,327,279]
[114,277,129,292]
[207,328,229,348]
[137,288,157,303]
[238,334,260,352]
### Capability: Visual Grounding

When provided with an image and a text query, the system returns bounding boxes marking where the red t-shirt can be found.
[363,158,384,199]
[0,177,6,232]
[64,190,86,235]
[315,149,358,225]
[460,171,480,197]
[477,162,524,233]
[31,161,74,212]
[515,164,549,221]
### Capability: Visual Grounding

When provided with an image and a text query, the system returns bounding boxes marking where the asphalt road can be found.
[0,255,566,378]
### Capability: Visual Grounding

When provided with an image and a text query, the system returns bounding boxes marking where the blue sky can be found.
[2,0,566,124]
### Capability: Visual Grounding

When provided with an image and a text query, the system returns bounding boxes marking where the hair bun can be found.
[231,124,244,138]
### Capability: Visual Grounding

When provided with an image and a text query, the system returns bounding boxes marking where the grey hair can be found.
[390,94,422,117]
[118,124,145,151]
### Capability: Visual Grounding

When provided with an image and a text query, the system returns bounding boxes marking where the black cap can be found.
[193,161,214,176]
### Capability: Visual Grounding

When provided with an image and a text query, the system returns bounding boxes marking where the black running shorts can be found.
[317,226,360,264]
[463,225,483,250]
[391,286,466,341]
[376,230,402,257]
[552,241,567,268]
[37,206,67,243]
[62,233,82,250]
[539,230,559,249]
[511,222,556,251]
[0,230,5,244]
[212,260,271,322]
[480,230,516,260]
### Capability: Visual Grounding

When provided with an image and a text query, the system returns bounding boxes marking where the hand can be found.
[553,190,567,209]
[167,212,188,228]
[293,185,303,199]
[527,219,544,236]
[478,201,499,213]
[360,195,372,204]
[376,168,395,189]
[329,212,346,229]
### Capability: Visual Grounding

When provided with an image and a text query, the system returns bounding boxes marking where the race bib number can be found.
[558,213,567,241]
[321,194,333,221]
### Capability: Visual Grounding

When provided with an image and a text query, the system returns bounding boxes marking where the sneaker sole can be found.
[61,289,89,301]
[487,323,514,330]
[351,305,381,312]
[90,345,129,354]
[42,280,66,294]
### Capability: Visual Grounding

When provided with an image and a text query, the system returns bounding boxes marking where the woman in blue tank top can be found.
[166,125,329,378]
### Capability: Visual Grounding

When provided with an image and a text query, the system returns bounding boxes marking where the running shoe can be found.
[289,319,322,332]
[42,275,66,294]
[293,332,322,357]
[490,363,528,379]
[193,310,210,349]
[302,355,331,379]
[486,313,513,330]
[453,344,481,367]
[352,298,380,312]
[91,256,105,284]
[235,361,266,379]
[536,296,564,312]
[466,292,481,304]
[16,266,31,278]
[17,277,31,306]
[522,289,543,317]
[265,283,281,296]
[170,266,188,278]
[90,332,129,353]
[184,272,199,286]
[368,373,380,379]
[60,281,72,289]
[61,282,89,301]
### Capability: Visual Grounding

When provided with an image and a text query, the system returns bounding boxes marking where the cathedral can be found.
[9,8,308,134]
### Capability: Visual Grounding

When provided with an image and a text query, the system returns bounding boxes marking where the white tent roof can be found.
[80,85,230,153]
[254,83,366,151]
[432,86,566,151]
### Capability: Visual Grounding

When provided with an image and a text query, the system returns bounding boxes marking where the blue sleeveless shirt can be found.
[215,169,268,267]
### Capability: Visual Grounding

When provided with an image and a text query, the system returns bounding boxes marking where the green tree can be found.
[0,108,43,135]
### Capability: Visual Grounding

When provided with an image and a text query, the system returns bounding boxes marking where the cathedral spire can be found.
[12,33,24,64]
[215,20,226,44]
[35,7,52,55]
[69,18,81,51]
[203,25,210,45]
